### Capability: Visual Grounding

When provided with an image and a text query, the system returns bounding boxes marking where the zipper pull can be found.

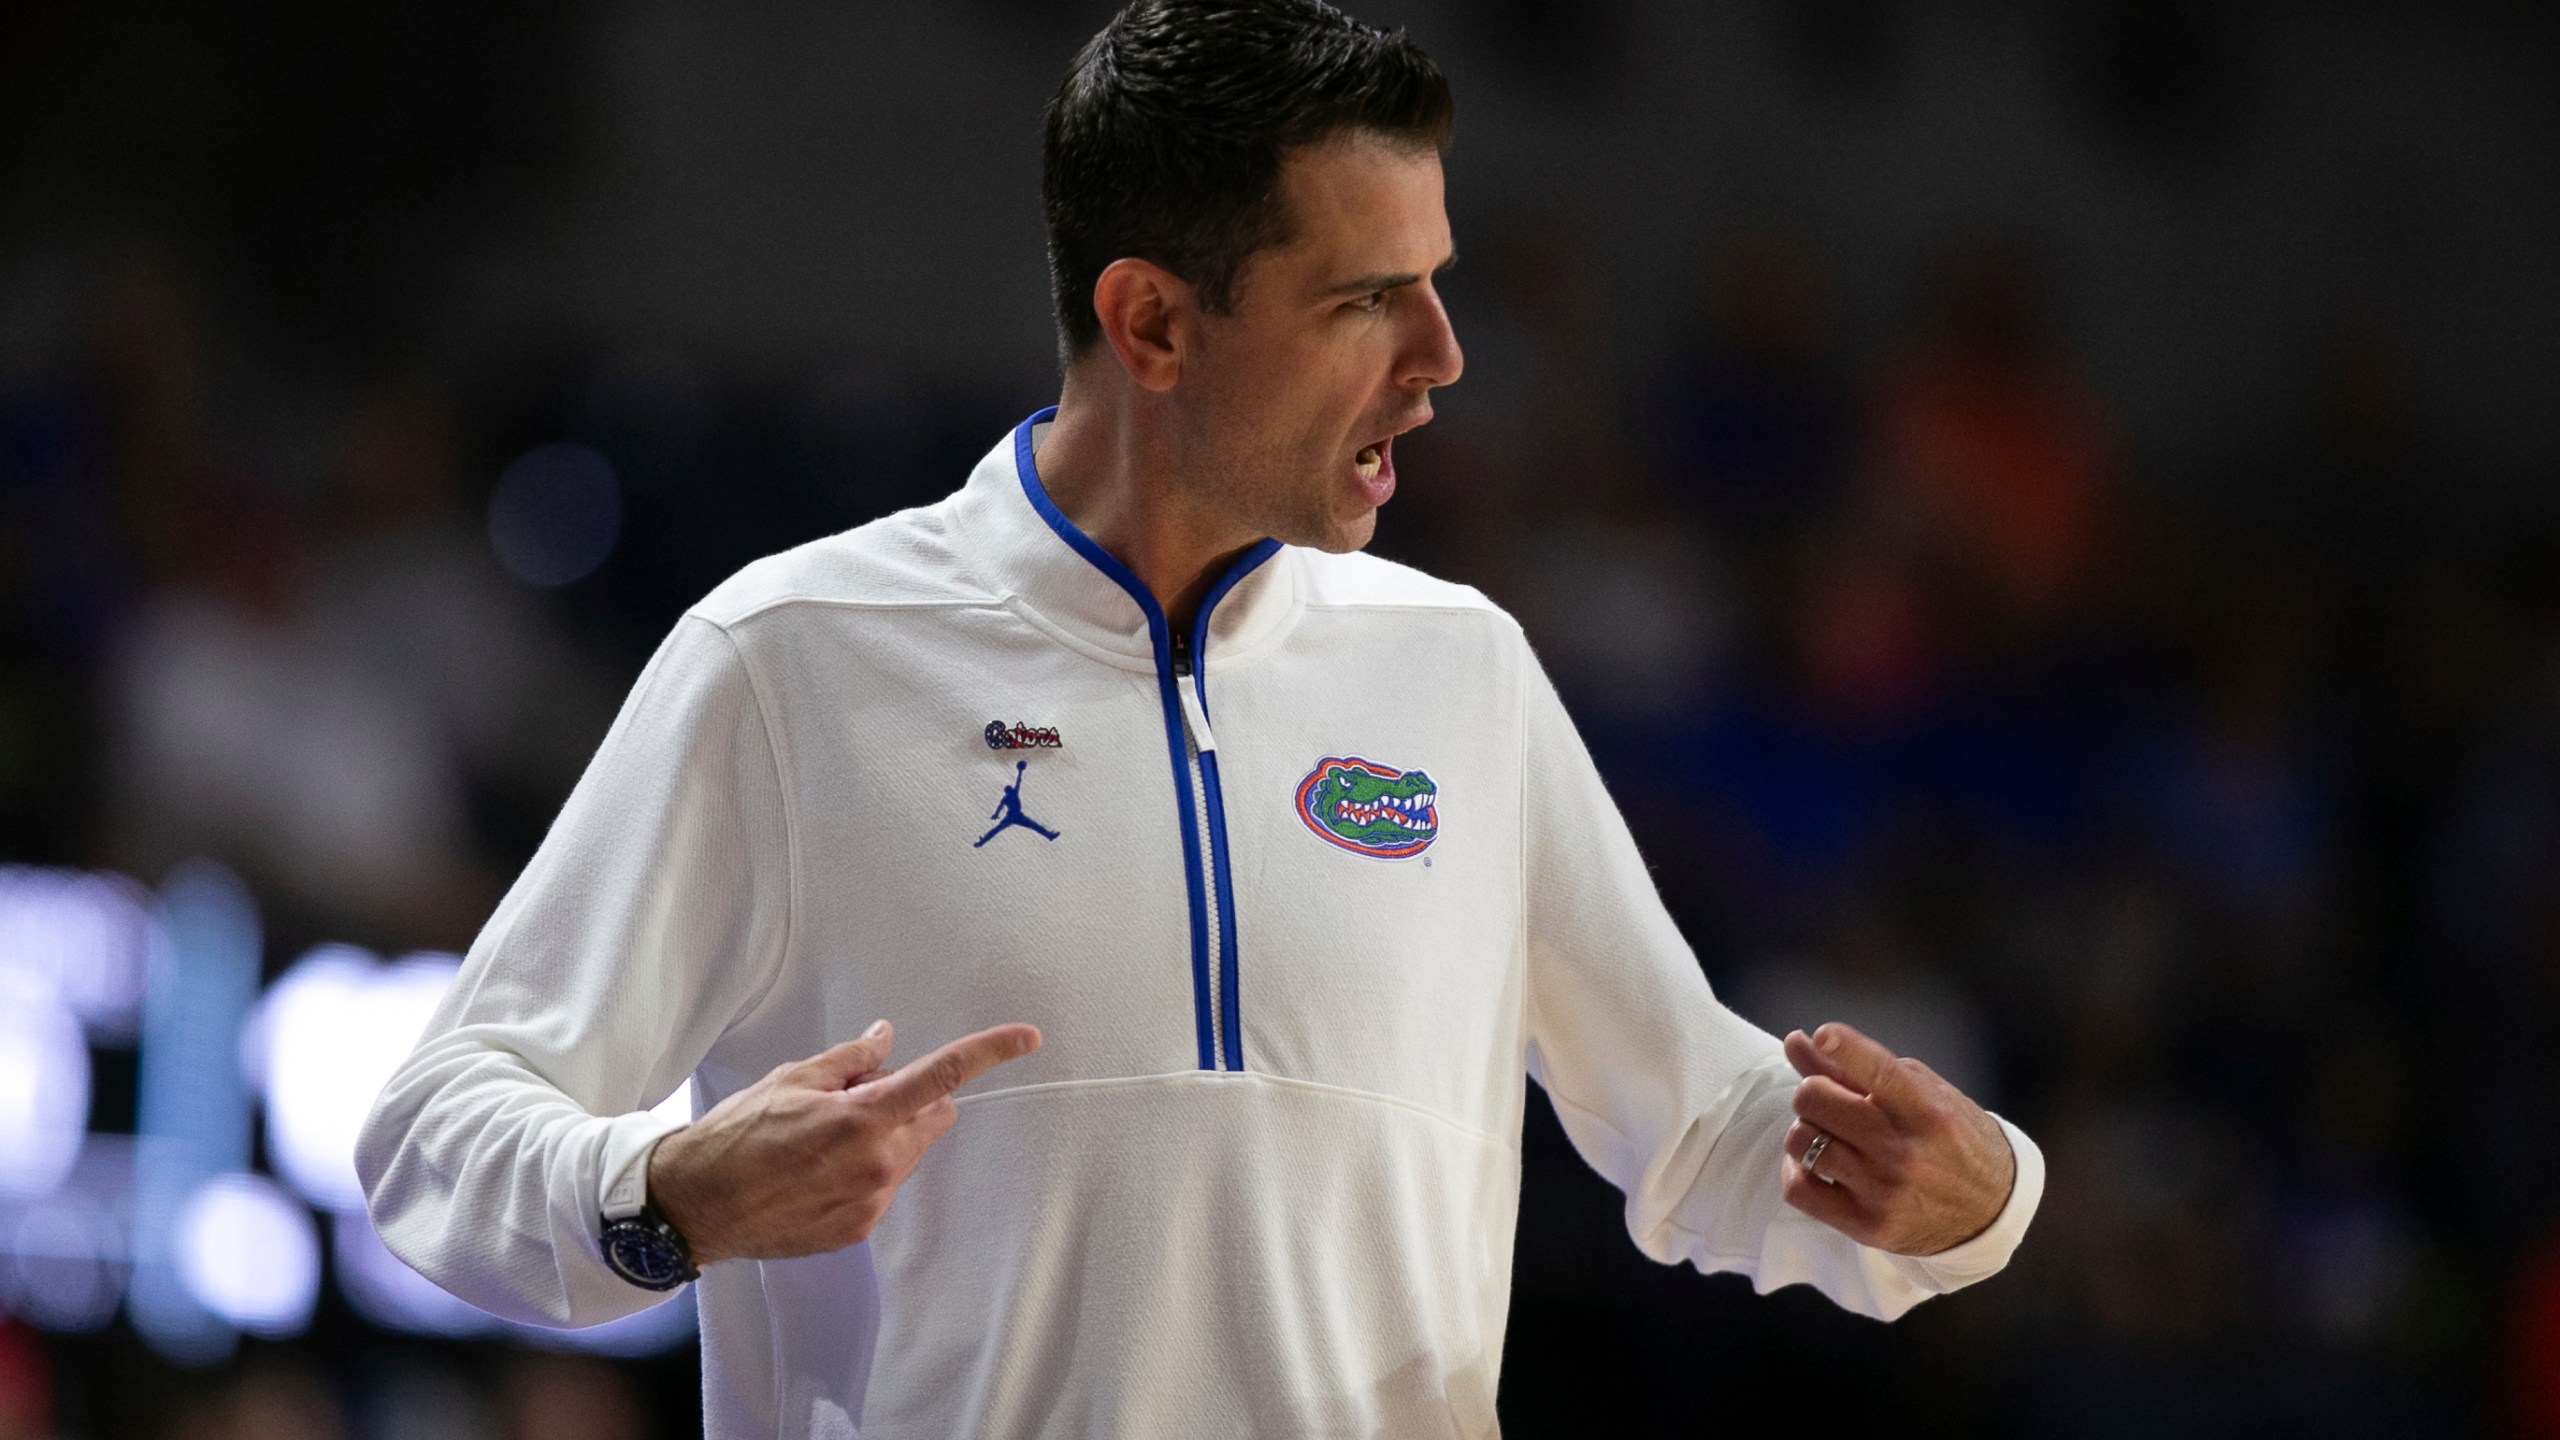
[1178,680,1217,752]
[1169,629,1216,751]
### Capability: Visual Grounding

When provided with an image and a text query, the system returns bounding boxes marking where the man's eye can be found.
[1349,291,1387,314]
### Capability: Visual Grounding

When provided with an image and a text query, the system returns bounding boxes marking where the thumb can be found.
[792,1019,894,1089]
[1783,1028,1854,1089]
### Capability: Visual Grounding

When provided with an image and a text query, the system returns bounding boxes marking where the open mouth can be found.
[1348,412,1427,501]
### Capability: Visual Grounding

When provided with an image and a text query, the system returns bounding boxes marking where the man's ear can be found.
[1091,257,1190,393]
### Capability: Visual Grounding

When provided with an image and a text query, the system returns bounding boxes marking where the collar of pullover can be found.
[950,407,1302,673]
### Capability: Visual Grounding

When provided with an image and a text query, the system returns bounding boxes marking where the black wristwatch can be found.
[600,1204,699,1291]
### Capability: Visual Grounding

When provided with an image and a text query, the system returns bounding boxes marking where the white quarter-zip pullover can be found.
[357,412,2045,1439]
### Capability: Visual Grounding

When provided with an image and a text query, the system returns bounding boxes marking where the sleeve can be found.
[355,613,795,1327]
[1517,644,2043,1321]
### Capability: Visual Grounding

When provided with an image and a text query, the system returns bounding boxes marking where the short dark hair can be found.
[1041,0,1455,359]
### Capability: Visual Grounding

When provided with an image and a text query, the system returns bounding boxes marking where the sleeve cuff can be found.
[597,1107,693,1222]
[1883,1111,2045,1293]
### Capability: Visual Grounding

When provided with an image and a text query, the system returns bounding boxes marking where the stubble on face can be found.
[1169,136,1457,557]
[1174,379,1380,554]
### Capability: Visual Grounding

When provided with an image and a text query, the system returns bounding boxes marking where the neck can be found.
[1033,369,1266,635]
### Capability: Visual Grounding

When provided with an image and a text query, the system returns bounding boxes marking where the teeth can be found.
[1355,445,1382,479]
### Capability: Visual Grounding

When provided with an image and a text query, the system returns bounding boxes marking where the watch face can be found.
[604,1222,690,1290]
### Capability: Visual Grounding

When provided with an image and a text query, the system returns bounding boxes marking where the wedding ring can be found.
[1801,1130,1835,1185]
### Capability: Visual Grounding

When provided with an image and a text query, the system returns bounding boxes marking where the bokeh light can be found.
[0,972,89,1198]
[488,442,624,587]
[243,947,462,1214]
[171,1174,318,1339]
[0,868,150,1041]
[3,1200,122,1333]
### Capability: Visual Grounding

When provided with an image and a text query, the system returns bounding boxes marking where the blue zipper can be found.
[1182,563,1267,1069]
[1012,409,1276,1071]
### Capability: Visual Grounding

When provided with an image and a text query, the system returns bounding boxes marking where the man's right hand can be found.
[645,1019,1042,1266]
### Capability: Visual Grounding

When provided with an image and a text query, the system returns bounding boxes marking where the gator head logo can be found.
[1294,757,1438,859]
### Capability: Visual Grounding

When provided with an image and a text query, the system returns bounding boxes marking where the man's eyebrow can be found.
[1322,251,1460,298]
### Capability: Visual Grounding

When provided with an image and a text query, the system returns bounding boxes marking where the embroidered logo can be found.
[985,720,1063,750]
[974,760,1061,847]
[1294,756,1438,859]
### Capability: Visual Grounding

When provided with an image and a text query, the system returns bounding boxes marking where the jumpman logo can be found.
[974,760,1061,847]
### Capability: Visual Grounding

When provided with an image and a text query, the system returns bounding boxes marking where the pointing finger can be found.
[864,1024,1043,1117]
[793,1020,894,1089]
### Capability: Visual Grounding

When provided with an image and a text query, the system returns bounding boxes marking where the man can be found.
[357,3,2045,1436]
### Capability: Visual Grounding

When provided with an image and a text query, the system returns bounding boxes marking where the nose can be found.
[1400,284,1464,392]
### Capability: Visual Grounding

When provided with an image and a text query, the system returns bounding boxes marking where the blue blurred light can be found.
[0,867,150,1041]
[4,1198,122,1332]
[0,852,704,1353]
[0,972,88,1197]
[488,442,623,587]
[129,860,261,1365]
[171,1173,318,1339]
[244,947,461,1214]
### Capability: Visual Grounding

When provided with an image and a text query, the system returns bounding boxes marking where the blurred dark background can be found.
[5,0,2560,1436]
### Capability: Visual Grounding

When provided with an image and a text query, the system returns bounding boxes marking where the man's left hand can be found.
[1777,1022,2016,1257]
